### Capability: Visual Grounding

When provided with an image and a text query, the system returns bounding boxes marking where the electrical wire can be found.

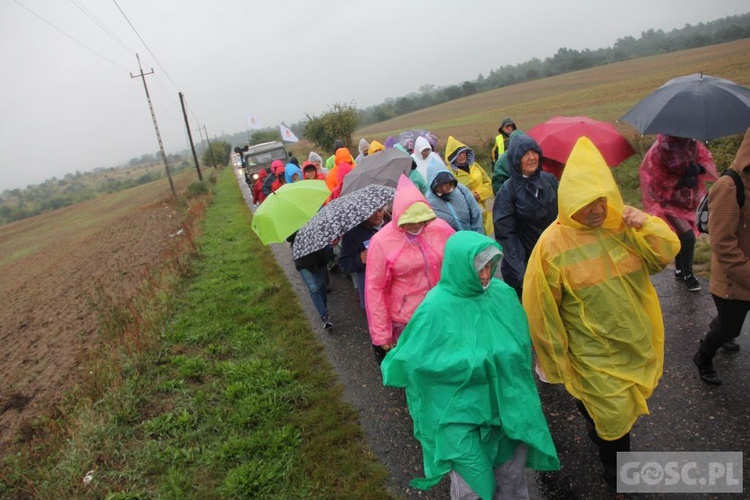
[112,0,181,93]
[12,0,130,73]
[69,0,135,56]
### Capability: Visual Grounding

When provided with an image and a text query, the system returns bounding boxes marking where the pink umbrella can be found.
[527,116,635,167]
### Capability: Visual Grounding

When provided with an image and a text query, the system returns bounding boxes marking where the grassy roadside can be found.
[1,168,390,498]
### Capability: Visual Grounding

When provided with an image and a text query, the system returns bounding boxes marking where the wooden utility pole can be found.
[131,53,176,197]
[204,125,217,169]
[178,92,202,181]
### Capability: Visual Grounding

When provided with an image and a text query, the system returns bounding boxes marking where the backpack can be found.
[696,169,745,234]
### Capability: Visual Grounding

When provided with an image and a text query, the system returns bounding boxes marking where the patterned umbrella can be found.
[397,129,439,152]
[291,184,395,260]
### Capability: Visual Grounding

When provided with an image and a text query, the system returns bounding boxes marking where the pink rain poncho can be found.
[639,134,718,235]
[365,175,455,347]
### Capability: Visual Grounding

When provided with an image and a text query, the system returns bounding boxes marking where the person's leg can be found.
[448,470,480,500]
[677,229,696,275]
[494,443,530,500]
[696,295,750,384]
[355,271,366,309]
[576,400,630,487]
[599,433,631,488]
[298,268,327,320]
[315,267,329,309]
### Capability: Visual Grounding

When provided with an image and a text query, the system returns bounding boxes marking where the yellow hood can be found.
[558,137,624,230]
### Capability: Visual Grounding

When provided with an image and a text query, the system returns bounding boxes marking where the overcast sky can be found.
[1,0,747,191]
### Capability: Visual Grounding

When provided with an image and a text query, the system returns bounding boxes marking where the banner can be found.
[246,113,263,129]
[279,123,299,143]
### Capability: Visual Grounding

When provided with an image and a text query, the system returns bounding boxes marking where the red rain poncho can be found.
[639,135,718,235]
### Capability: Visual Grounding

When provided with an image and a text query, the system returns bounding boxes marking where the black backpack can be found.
[696,169,745,234]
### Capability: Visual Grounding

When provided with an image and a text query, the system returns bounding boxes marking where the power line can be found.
[12,0,130,72]
[112,0,181,92]
[69,0,135,56]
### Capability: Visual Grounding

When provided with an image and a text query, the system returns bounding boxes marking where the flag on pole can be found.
[246,113,263,129]
[279,123,299,143]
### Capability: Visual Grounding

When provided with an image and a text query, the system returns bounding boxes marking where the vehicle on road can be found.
[241,141,288,185]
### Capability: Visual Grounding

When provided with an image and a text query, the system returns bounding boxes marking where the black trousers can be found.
[700,294,750,358]
[576,400,631,484]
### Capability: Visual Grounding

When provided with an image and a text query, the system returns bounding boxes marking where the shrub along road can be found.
[238,170,749,499]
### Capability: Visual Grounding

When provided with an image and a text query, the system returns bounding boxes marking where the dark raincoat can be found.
[493,135,559,292]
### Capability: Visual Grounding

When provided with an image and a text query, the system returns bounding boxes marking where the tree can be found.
[201,140,232,167]
[304,102,359,151]
[250,129,280,144]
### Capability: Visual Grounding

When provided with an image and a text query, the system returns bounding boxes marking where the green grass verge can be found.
[1,168,390,498]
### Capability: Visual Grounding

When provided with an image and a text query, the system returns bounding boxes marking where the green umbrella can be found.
[251,180,330,245]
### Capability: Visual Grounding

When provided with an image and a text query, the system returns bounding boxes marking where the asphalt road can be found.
[237,170,749,499]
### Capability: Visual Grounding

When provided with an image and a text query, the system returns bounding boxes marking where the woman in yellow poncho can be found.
[445,136,494,235]
[522,137,680,488]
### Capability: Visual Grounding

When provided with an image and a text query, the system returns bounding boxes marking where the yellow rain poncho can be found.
[522,137,680,440]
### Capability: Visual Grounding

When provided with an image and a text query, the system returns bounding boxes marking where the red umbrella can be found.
[527,116,635,167]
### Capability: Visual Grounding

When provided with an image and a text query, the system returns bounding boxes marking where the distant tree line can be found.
[356,13,750,126]
[0,156,191,226]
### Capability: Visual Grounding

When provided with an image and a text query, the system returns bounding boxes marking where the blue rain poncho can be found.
[382,231,559,499]
[522,137,680,440]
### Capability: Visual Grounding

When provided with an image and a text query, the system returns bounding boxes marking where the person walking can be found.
[493,134,558,299]
[639,134,718,291]
[694,128,750,386]
[425,158,484,234]
[288,233,333,330]
[381,231,559,499]
[337,207,386,309]
[365,175,454,362]
[444,136,494,235]
[523,137,680,488]
[491,117,517,166]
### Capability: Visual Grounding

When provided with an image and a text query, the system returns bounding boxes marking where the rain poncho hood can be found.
[369,140,385,155]
[358,137,370,155]
[365,175,454,346]
[284,163,302,183]
[522,137,680,440]
[445,136,494,234]
[426,159,484,233]
[271,159,285,176]
[382,231,559,498]
[640,134,718,235]
[412,136,444,182]
[325,148,355,191]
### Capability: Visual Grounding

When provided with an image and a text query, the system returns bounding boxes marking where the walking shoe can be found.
[674,269,684,279]
[322,316,333,330]
[684,274,701,292]
[721,340,740,352]
[693,351,722,386]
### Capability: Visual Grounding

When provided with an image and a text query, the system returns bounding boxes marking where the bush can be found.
[187,181,209,198]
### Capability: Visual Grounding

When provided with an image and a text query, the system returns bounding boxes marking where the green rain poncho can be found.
[381,231,559,499]
[522,137,680,441]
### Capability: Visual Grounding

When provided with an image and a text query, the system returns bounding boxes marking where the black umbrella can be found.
[339,148,412,197]
[620,73,750,141]
[291,184,395,260]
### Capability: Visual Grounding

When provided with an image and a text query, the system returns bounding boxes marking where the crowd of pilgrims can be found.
[245,120,750,499]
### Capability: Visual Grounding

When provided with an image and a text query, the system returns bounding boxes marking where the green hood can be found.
[382,231,559,498]
[441,231,502,297]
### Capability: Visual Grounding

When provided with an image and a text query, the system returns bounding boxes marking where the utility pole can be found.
[131,53,176,197]
[178,92,202,181]
[204,125,217,169]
